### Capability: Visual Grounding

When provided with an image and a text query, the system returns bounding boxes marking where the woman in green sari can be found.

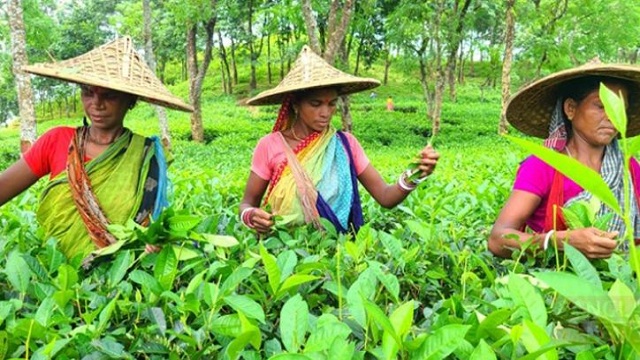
[0,37,192,261]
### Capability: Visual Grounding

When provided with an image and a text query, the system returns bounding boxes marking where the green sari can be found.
[37,128,158,260]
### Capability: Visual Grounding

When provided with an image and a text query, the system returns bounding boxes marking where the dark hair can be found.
[559,75,632,137]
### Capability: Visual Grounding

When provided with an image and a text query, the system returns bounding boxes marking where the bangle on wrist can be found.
[543,230,555,250]
[397,170,417,192]
[241,207,256,228]
[407,169,429,184]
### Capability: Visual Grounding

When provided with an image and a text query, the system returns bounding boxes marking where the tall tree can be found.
[499,0,516,135]
[444,0,473,102]
[168,0,217,142]
[143,0,172,149]
[7,0,36,153]
[301,0,356,131]
[388,1,446,135]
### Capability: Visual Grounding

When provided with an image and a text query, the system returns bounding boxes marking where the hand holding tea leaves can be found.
[406,143,440,183]
[82,206,238,268]
[559,197,618,258]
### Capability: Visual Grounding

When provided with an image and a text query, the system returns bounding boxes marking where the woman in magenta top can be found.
[489,62,640,259]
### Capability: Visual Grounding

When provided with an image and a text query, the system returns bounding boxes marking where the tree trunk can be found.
[430,0,445,136]
[354,36,364,75]
[323,0,353,64]
[457,41,465,84]
[267,32,272,85]
[217,30,232,94]
[383,45,391,85]
[499,0,516,135]
[230,38,238,85]
[445,0,472,102]
[248,0,257,91]
[143,0,172,150]
[8,0,36,153]
[186,2,217,143]
[301,0,321,54]
[339,46,353,132]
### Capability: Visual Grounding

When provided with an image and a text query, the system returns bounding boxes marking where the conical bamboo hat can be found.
[506,61,640,138]
[23,36,193,112]
[246,45,380,106]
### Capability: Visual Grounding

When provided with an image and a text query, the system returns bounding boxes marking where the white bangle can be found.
[240,207,255,228]
[397,171,417,192]
[543,230,555,250]
[407,169,428,184]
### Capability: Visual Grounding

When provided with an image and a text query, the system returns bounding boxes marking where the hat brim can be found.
[246,78,380,106]
[23,64,194,112]
[506,64,640,138]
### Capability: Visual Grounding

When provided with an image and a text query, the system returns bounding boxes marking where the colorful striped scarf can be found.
[265,127,362,232]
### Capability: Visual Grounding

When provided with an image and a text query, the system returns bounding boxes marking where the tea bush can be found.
[1,79,638,359]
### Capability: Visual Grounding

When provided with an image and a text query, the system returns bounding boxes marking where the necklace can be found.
[291,126,303,141]
[565,146,574,158]
[89,127,124,145]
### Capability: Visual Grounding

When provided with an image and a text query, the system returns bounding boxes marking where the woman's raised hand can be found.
[414,145,440,178]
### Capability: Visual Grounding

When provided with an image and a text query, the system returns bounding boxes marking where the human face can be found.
[564,82,628,147]
[294,88,339,132]
[80,85,135,130]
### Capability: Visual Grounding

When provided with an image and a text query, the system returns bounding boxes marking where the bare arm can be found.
[0,159,39,207]
[359,144,439,208]
[239,171,274,234]
[489,190,618,258]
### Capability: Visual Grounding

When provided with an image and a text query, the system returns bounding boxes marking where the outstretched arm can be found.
[359,144,439,208]
[0,159,39,207]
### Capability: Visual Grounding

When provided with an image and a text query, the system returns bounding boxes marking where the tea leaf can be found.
[363,298,402,351]
[505,135,621,216]
[259,244,281,296]
[593,213,615,232]
[278,274,320,298]
[129,270,163,296]
[224,295,266,324]
[31,338,71,360]
[146,307,167,335]
[607,279,635,321]
[508,274,547,328]
[519,320,558,360]
[220,267,254,297]
[410,324,471,360]
[600,84,627,137]
[305,314,352,353]
[200,234,239,248]
[34,297,56,328]
[534,271,621,324]
[279,294,309,353]
[389,301,415,342]
[210,314,242,337]
[5,251,30,293]
[469,339,496,360]
[564,243,602,290]
[107,250,133,288]
[154,246,178,291]
[97,294,119,335]
[562,201,592,229]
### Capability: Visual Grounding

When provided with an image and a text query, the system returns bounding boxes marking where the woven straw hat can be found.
[22,36,193,112]
[246,45,380,106]
[506,61,640,138]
